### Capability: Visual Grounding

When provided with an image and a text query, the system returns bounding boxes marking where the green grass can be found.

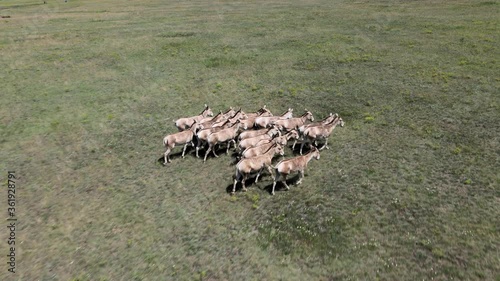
[1,0,499,280]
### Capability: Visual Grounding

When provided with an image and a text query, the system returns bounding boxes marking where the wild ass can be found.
[233,144,285,193]
[255,108,294,128]
[240,109,273,129]
[195,119,234,158]
[272,110,314,131]
[238,127,281,151]
[204,120,243,162]
[222,107,237,119]
[271,146,321,195]
[297,113,337,136]
[293,113,337,149]
[300,116,344,154]
[199,110,226,128]
[226,108,248,122]
[245,105,273,118]
[241,137,288,159]
[245,130,298,155]
[163,122,203,165]
[174,104,213,131]
[238,125,280,141]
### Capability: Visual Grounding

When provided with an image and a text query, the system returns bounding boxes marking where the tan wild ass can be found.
[222,107,237,119]
[199,110,226,128]
[300,116,344,154]
[195,119,234,158]
[204,120,243,162]
[241,137,288,159]
[226,108,248,123]
[271,146,321,195]
[174,104,213,131]
[293,113,337,149]
[255,108,293,128]
[245,130,298,155]
[272,110,314,131]
[233,144,285,193]
[238,127,281,151]
[245,105,273,118]
[241,105,273,128]
[238,125,280,141]
[163,122,203,165]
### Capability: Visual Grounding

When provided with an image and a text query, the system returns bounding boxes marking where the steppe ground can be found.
[0,0,499,280]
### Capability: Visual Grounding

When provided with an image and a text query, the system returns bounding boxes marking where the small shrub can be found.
[364,116,375,123]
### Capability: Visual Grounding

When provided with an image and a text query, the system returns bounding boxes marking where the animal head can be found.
[223,107,236,118]
[275,144,285,156]
[287,130,299,140]
[258,105,273,116]
[203,104,214,117]
[338,117,345,127]
[236,108,248,120]
[190,121,204,132]
[268,127,281,137]
[304,109,314,122]
[274,136,288,146]
[311,146,320,160]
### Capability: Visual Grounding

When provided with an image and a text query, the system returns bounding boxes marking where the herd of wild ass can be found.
[162,105,344,195]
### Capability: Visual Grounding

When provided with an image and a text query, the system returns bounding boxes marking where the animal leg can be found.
[164,148,171,165]
[181,143,188,158]
[212,143,219,158]
[266,165,275,181]
[226,140,234,154]
[292,139,297,150]
[242,174,248,192]
[232,172,241,194]
[300,140,307,155]
[319,139,328,150]
[271,172,280,195]
[282,174,290,190]
[255,168,263,183]
[203,146,211,162]
[296,170,304,185]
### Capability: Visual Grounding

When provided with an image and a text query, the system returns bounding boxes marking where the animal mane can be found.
[262,142,277,154]
[279,108,292,116]
[199,104,209,115]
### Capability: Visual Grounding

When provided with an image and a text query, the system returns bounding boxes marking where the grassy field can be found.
[1,0,499,280]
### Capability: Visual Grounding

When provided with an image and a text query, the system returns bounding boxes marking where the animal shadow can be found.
[225,175,263,194]
[262,174,301,195]
[199,144,234,161]
[158,146,196,165]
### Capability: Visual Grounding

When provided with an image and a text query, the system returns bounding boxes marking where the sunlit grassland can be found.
[0,0,498,280]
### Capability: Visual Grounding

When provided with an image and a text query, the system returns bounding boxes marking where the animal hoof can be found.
[242,188,247,192]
